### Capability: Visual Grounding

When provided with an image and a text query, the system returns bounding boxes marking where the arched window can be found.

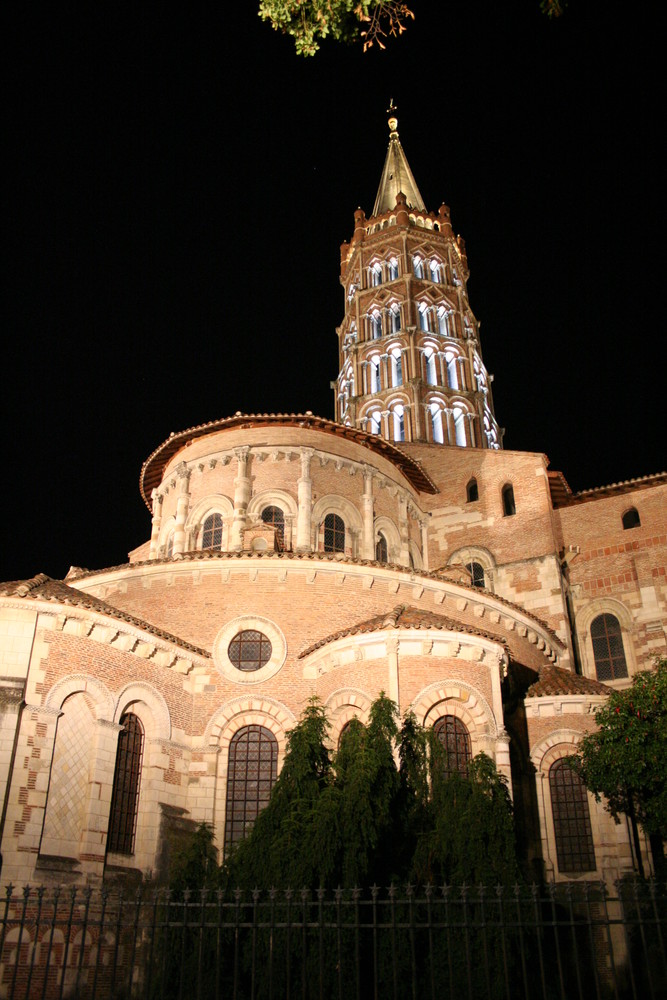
[261,505,284,547]
[388,258,399,280]
[324,513,345,553]
[622,507,640,530]
[590,613,628,680]
[445,353,459,390]
[390,349,403,387]
[424,349,437,386]
[390,305,401,332]
[370,262,382,286]
[466,478,479,503]
[375,532,388,563]
[165,532,174,558]
[412,255,424,279]
[418,302,429,332]
[369,356,381,393]
[549,759,596,874]
[202,512,223,550]
[368,409,382,435]
[224,725,278,851]
[107,713,144,855]
[430,402,444,444]
[466,561,485,588]
[437,307,448,336]
[370,311,382,339]
[434,716,472,780]
[453,406,467,447]
[429,260,441,283]
[392,404,405,442]
[502,484,516,517]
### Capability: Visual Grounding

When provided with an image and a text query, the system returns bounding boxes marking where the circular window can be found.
[213,616,287,684]
[228,630,272,672]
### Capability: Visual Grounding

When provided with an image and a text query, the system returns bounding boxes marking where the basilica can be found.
[1,111,664,889]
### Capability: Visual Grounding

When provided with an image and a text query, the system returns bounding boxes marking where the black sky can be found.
[3,1,663,583]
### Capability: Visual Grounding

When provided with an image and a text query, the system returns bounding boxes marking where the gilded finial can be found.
[387,99,398,137]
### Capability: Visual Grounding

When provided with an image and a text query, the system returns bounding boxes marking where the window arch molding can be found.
[575,599,635,683]
[186,495,234,551]
[158,517,176,557]
[247,490,297,522]
[373,515,401,564]
[45,674,114,720]
[311,495,363,554]
[324,689,373,749]
[113,682,171,741]
[412,681,498,758]
[447,546,495,592]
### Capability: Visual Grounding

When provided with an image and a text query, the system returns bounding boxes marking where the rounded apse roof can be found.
[139,412,439,508]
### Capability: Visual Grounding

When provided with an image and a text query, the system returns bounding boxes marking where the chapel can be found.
[0,109,665,890]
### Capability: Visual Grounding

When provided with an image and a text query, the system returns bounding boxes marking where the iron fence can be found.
[0,881,665,1000]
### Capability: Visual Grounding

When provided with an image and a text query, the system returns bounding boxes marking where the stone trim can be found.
[212,616,287,684]
[324,688,373,744]
[113,681,172,740]
[44,674,115,721]
[410,678,498,740]
[202,696,296,750]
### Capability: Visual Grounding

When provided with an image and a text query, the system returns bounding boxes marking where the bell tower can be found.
[334,105,501,450]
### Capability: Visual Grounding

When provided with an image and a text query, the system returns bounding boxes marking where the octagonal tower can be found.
[334,106,502,451]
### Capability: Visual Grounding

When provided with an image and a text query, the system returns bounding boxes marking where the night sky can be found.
[4,1,663,583]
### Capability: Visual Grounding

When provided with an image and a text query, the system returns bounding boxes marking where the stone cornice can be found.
[62,553,563,662]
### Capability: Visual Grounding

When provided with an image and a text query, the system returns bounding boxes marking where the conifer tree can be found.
[225,697,334,888]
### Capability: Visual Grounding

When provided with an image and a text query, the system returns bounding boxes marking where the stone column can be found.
[397,493,410,566]
[386,636,400,708]
[296,448,314,552]
[419,518,430,571]
[495,728,513,795]
[284,514,295,552]
[172,464,191,555]
[149,490,163,560]
[466,411,476,448]
[230,447,251,551]
[444,407,454,446]
[361,466,375,560]
[79,718,123,878]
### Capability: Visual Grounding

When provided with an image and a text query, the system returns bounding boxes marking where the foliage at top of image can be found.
[258,0,565,57]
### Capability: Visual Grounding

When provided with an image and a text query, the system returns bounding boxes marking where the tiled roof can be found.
[139,412,439,506]
[65,549,563,648]
[550,471,667,508]
[525,664,610,698]
[0,575,210,658]
[299,604,507,659]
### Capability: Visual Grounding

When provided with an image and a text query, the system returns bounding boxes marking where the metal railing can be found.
[0,881,665,999]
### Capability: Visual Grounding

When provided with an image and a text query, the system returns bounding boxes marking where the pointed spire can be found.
[372,101,425,218]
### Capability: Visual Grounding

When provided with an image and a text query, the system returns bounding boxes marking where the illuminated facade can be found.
[1,113,665,891]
